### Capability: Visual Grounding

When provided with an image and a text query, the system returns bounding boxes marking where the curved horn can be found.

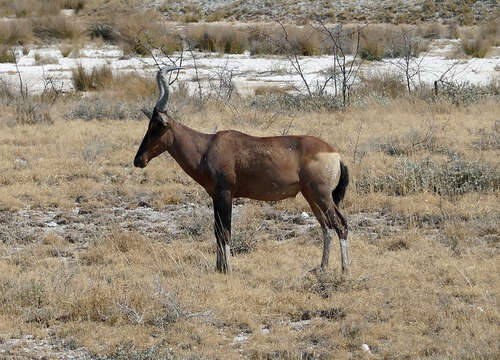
[155,66,183,113]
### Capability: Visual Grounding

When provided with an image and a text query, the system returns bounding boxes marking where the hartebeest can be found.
[134,67,350,274]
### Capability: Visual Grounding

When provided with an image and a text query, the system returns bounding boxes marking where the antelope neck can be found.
[166,118,213,185]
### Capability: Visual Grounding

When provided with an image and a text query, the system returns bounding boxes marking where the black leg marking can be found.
[213,189,232,273]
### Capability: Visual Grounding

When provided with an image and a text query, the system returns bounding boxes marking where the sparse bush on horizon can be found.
[359,25,430,61]
[357,157,500,196]
[0,0,85,17]
[65,97,140,121]
[0,19,32,45]
[0,45,16,63]
[460,20,499,58]
[31,15,82,40]
[71,64,113,91]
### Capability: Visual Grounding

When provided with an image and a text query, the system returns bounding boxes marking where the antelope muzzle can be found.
[133,154,148,168]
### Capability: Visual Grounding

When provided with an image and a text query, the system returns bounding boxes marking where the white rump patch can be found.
[310,152,341,188]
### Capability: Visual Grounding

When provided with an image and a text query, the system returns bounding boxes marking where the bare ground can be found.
[3,200,495,358]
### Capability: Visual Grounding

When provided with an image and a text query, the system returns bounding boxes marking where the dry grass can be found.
[0,78,498,358]
[187,24,249,55]
[0,0,85,17]
[31,15,83,40]
[112,11,183,56]
[0,1,497,62]
[71,64,113,91]
[359,24,430,61]
[460,20,500,58]
[0,19,32,45]
[0,45,16,63]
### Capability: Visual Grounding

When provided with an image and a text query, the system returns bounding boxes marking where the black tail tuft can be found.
[332,161,349,206]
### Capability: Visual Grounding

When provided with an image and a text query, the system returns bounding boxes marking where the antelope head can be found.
[134,67,182,168]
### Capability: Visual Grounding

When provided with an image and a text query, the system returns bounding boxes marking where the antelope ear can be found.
[141,108,153,119]
[157,112,170,127]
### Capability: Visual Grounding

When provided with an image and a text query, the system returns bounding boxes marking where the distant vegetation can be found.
[0,0,498,58]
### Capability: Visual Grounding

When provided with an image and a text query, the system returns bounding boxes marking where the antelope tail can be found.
[332,160,349,206]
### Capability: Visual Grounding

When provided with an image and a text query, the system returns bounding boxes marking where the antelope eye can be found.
[149,118,161,130]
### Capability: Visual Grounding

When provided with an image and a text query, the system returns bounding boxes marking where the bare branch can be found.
[277,20,313,97]
[115,302,145,325]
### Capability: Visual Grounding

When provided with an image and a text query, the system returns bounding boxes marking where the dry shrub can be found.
[58,44,74,57]
[0,19,32,45]
[0,45,16,63]
[357,72,407,99]
[359,26,388,61]
[0,0,85,17]
[115,11,182,55]
[65,97,138,121]
[0,77,54,125]
[66,72,156,120]
[0,77,15,104]
[88,22,118,43]
[187,25,248,54]
[31,15,82,40]
[359,25,428,60]
[10,0,60,17]
[205,9,227,22]
[110,72,157,100]
[460,21,499,58]
[71,64,113,91]
[437,80,496,106]
[185,23,323,56]
[251,92,342,113]
[356,157,499,196]
[415,21,461,40]
[181,13,200,23]
[249,24,324,56]
[253,85,292,96]
[107,230,143,253]
[35,54,59,65]
[15,98,53,125]
[59,0,85,12]
[284,26,322,56]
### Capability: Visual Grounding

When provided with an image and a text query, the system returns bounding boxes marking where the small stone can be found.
[75,195,87,204]
[232,334,248,343]
[138,201,151,208]
[361,343,371,353]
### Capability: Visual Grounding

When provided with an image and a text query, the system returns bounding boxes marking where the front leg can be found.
[213,189,232,273]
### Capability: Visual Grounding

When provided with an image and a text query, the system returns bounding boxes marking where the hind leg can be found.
[321,226,334,269]
[302,184,349,273]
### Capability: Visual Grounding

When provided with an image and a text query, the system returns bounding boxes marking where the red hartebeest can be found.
[134,67,350,274]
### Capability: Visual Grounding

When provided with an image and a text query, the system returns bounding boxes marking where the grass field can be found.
[0,74,498,358]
